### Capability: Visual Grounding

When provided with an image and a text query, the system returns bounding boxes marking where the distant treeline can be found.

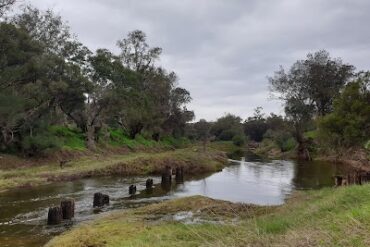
[188,50,370,160]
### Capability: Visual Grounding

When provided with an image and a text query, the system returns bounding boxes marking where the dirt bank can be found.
[0,147,228,193]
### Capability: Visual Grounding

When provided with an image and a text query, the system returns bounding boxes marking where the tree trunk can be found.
[86,124,96,151]
[295,126,311,161]
[297,141,311,161]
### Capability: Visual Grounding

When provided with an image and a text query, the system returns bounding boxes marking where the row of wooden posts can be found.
[334,171,370,187]
[47,166,185,225]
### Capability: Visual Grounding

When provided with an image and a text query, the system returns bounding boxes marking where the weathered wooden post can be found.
[334,176,343,187]
[93,192,109,207]
[48,206,63,225]
[161,166,172,185]
[357,172,362,185]
[129,185,137,195]
[102,194,109,205]
[175,167,184,183]
[61,198,75,220]
[146,179,153,189]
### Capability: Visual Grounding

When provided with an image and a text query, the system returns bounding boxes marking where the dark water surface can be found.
[0,156,347,246]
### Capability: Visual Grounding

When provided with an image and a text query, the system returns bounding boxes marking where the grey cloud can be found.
[25,0,370,120]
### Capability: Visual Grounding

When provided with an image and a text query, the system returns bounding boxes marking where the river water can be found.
[0,155,347,246]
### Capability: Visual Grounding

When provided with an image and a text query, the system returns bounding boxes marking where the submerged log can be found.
[48,206,63,225]
[146,179,153,189]
[161,166,172,184]
[93,192,109,207]
[61,198,75,220]
[129,185,137,195]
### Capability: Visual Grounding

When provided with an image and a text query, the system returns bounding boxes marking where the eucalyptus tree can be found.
[0,22,61,151]
[269,50,354,159]
[117,30,162,73]
[11,6,102,149]
[116,30,194,139]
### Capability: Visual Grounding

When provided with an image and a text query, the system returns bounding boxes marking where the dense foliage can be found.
[269,50,359,159]
[0,5,194,155]
[319,72,370,148]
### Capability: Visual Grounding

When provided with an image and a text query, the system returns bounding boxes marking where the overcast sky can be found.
[23,0,370,121]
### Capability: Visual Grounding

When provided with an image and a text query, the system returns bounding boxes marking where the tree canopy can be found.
[0,6,194,154]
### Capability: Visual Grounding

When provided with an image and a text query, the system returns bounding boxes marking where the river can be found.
[0,154,347,246]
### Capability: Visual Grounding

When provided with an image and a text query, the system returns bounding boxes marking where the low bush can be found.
[22,132,62,155]
[232,134,246,147]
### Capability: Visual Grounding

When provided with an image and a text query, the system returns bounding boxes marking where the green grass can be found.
[49,126,86,150]
[46,184,370,247]
[48,126,192,151]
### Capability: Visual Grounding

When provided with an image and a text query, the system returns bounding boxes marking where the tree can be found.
[319,72,370,148]
[269,50,354,160]
[117,30,162,73]
[11,6,84,60]
[163,87,194,137]
[0,23,48,151]
[0,0,15,17]
[0,5,194,154]
[116,31,193,140]
[211,114,243,141]
[194,119,211,151]
[284,97,315,159]
[244,107,269,142]
[270,50,354,116]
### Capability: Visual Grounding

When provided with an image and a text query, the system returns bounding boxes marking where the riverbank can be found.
[251,139,370,171]
[316,148,370,172]
[46,184,370,247]
[0,146,228,193]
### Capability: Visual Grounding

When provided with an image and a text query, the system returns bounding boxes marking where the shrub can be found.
[232,134,246,147]
[275,132,297,152]
[22,133,62,155]
[218,128,241,141]
[161,136,191,148]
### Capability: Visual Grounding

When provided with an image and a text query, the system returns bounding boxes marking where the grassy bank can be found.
[0,147,227,192]
[47,184,370,247]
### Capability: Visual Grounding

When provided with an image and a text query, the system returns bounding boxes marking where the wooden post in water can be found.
[146,179,153,189]
[93,193,109,207]
[61,198,75,220]
[161,166,172,185]
[48,206,63,225]
[102,194,109,205]
[129,185,137,195]
[175,167,184,183]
